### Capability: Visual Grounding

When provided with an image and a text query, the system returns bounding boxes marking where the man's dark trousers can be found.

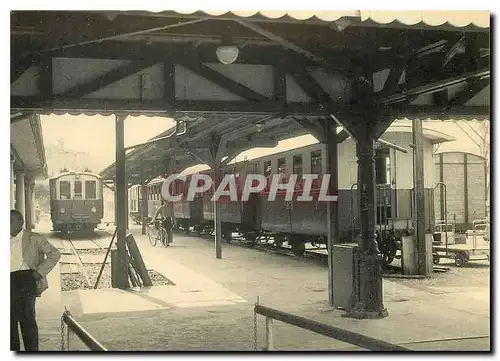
[11,270,39,351]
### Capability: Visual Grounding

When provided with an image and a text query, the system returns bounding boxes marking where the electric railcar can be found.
[49,171,104,233]
[144,141,436,257]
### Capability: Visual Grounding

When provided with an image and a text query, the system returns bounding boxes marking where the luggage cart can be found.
[433,221,490,267]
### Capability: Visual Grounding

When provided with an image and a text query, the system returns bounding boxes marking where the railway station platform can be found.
[34,224,490,351]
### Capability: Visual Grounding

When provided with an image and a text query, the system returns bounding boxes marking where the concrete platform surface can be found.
[30,225,490,351]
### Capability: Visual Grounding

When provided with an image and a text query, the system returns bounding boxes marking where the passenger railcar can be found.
[49,171,104,233]
[142,125,451,257]
[193,142,434,256]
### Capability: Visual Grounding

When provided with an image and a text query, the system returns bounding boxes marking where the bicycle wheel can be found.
[147,225,158,247]
[161,228,169,247]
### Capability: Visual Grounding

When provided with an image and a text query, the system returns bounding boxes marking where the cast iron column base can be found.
[344,251,388,319]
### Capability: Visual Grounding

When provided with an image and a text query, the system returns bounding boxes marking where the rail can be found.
[60,310,107,351]
[253,300,409,351]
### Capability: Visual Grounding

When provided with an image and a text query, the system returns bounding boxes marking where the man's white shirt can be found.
[11,230,29,272]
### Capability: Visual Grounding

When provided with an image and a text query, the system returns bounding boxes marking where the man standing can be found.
[153,201,175,245]
[11,209,61,351]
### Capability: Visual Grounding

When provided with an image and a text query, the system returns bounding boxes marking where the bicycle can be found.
[147,218,168,247]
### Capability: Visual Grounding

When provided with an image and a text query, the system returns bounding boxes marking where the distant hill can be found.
[44,144,107,178]
[35,144,106,211]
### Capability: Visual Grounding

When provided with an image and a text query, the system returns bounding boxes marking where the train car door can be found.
[260,156,292,234]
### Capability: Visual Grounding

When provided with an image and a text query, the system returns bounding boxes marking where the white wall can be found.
[102,186,115,223]
[337,132,436,189]
[382,132,436,189]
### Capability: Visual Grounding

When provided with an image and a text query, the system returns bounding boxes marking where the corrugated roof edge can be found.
[134,10,489,29]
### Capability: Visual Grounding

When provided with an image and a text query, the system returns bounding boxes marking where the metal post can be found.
[265,317,274,351]
[10,156,15,209]
[24,179,34,230]
[125,185,129,233]
[350,136,387,319]
[15,171,25,217]
[412,119,428,276]
[141,180,148,235]
[324,134,339,306]
[62,311,107,351]
[114,114,129,289]
[350,183,357,243]
[213,162,222,259]
[444,184,448,255]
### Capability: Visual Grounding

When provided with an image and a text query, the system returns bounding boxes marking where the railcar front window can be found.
[85,180,97,199]
[60,181,71,200]
[74,181,82,199]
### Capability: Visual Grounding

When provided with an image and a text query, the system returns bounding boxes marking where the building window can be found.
[264,160,272,177]
[311,150,322,175]
[293,155,303,180]
[277,157,286,174]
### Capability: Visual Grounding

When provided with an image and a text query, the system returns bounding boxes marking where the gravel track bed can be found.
[60,263,174,291]
[75,249,108,256]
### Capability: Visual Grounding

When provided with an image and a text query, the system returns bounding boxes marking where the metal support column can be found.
[213,159,222,259]
[113,181,117,226]
[412,119,428,276]
[324,127,339,306]
[141,179,148,235]
[10,157,15,209]
[15,171,25,219]
[25,178,34,230]
[209,134,227,260]
[350,135,388,319]
[114,114,129,289]
[125,185,129,232]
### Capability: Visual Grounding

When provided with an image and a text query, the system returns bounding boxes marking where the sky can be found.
[40,114,176,168]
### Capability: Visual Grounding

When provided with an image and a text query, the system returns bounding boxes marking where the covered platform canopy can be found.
[11,10,490,317]
[11,10,489,118]
[10,112,48,230]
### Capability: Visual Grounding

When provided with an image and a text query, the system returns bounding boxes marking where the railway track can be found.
[58,233,111,291]
[176,230,410,272]
[184,230,329,263]
[65,239,92,288]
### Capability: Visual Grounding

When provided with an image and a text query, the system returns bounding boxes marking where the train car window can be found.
[74,181,83,199]
[311,150,322,175]
[85,180,97,199]
[60,181,71,200]
[277,157,286,174]
[293,155,303,180]
[264,160,272,177]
